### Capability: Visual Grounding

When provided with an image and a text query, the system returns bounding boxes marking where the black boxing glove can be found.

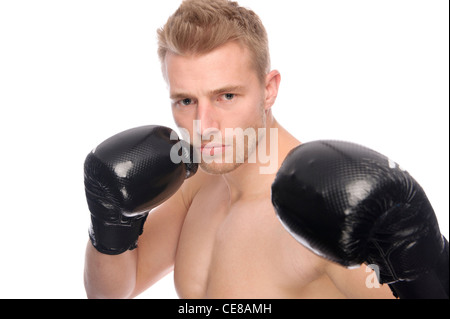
[271,140,448,299]
[84,125,197,255]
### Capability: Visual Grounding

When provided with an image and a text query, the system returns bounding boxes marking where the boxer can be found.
[83,0,442,299]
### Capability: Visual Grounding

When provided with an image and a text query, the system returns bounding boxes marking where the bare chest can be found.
[173,186,326,298]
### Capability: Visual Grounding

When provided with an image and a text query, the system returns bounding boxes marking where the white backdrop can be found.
[0,0,448,299]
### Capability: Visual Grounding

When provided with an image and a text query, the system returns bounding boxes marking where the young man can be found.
[84,0,394,298]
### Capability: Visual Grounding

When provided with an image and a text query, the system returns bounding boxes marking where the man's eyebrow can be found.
[170,85,245,100]
[170,92,192,100]
[208,85,245,96]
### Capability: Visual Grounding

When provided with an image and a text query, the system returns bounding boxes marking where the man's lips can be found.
[198,143,230,155]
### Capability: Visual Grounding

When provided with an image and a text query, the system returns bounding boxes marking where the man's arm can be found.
[82,125,197,299]
[326,262,396,299]
[84,243,137,299]
[84,183,190,299]
[272,140,448,299]
[131,184,193,298]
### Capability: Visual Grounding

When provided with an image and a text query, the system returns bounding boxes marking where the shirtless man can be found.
[82,0,406,299]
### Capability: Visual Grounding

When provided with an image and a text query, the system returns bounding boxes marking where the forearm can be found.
[84,241,138,299]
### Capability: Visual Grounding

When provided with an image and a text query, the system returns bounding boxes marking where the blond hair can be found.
[157,0,270,83]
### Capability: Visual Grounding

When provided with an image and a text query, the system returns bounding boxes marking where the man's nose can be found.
[196,99,220,138]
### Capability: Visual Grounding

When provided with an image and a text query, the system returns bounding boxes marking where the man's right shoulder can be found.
[180,168,217,208]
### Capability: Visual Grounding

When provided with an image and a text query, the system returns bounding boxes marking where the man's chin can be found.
[199,161,244,175]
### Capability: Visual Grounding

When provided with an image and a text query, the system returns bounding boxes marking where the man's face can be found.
[165,41,268,175]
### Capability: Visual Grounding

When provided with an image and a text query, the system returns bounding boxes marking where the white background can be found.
[0,0,448,299]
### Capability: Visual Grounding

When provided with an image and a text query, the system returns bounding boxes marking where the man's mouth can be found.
[198,143,230,156]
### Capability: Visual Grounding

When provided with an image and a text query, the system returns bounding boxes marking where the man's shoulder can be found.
[180,168,220,203]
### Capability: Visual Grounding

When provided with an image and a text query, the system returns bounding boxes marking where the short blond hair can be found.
[157,0,270,83]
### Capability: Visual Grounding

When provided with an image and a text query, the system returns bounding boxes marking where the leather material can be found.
[84,125,197,255]
[272,140,448,298]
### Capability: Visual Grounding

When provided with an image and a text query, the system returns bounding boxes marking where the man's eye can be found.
[222,93,235,101]
[179,98,193,106]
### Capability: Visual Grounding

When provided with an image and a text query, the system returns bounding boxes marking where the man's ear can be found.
[264,70,281,111]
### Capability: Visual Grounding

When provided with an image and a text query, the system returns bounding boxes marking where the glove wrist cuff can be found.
[88,213,148,255]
